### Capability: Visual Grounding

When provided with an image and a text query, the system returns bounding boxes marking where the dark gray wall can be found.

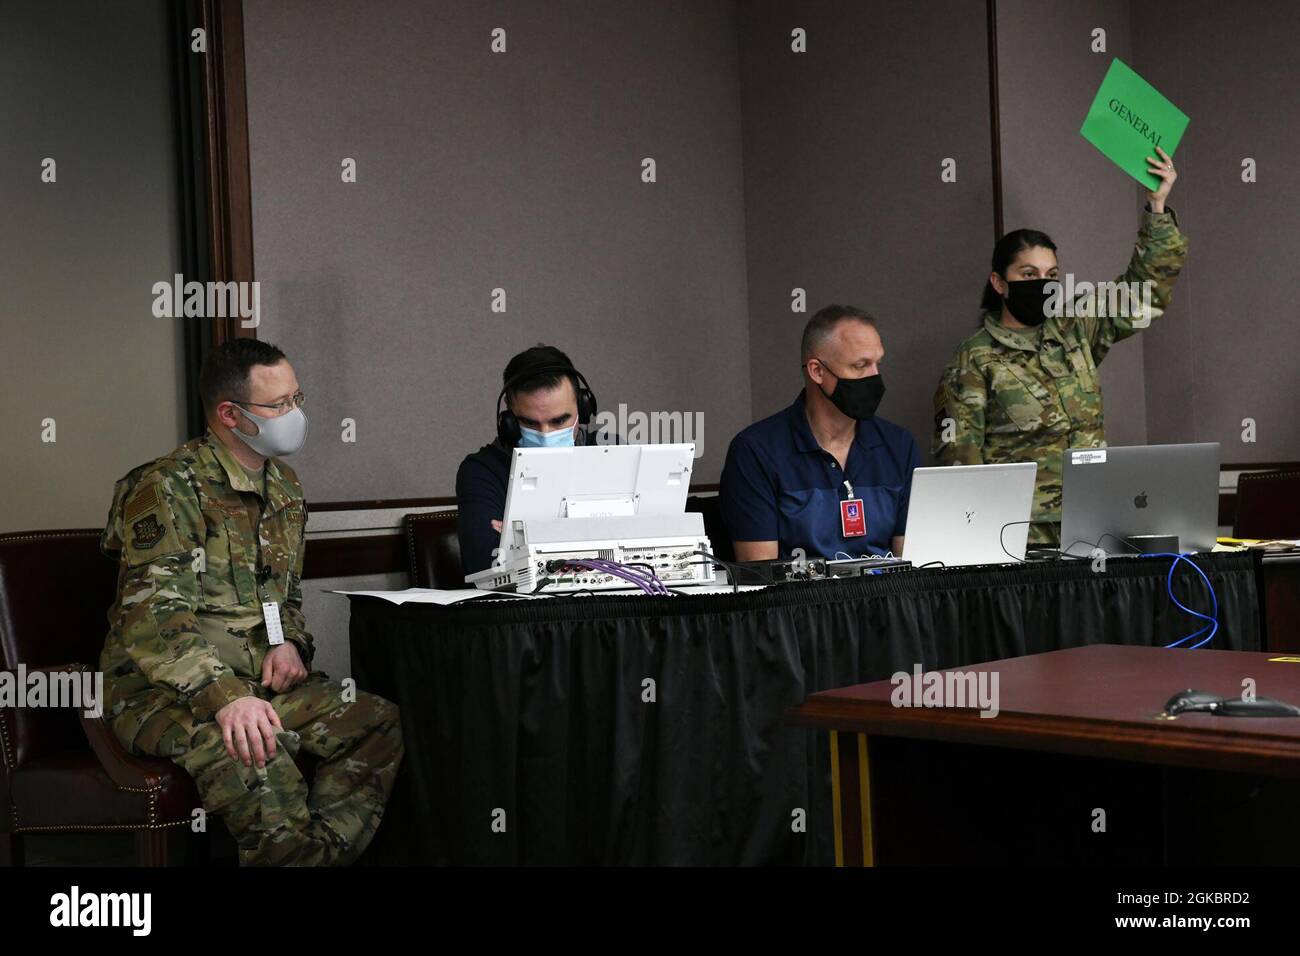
[997,0,1150,448]
[238,0,1300,506]
[0,0,185,533]
[1136,0,1300,463]
[737,0,995,455]
[242,0,752,499]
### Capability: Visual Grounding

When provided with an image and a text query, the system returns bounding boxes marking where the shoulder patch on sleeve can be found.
[131,514,166,548]
[123,483,159,523]
[122,479,186,567]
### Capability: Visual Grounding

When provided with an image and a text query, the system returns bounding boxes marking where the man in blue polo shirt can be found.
[720,305,920,561]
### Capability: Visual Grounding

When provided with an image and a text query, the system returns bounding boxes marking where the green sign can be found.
[1080,58,1189,190]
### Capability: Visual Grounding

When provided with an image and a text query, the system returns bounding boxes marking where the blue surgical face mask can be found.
[518,424,576,448]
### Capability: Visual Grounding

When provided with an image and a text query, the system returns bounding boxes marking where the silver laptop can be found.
[902,463,1037,567]
[1060,442,1220,556]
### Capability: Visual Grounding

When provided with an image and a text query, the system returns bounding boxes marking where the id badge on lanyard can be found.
[840,480,866,538]
[253,492,284,646]
[262,601,285,645]
[259,569,284,646]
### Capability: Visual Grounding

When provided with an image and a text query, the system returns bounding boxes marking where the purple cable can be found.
[564,558,671,595]
[573,558,668,595]
[594,559,670,595]
[594,560,667,595]
[569,559,656,594]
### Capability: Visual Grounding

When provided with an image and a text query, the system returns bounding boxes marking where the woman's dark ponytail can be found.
[980,279,1005,314]
[980,228,1058,319]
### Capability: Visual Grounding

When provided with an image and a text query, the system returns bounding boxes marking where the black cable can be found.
[693,549,774,592]
[1059,532,1144,560]
[1059,539,1100,559]
[618,561,670,593]
[684,560,734,589]
[724,559,777,585]
[998,520,1034,563]
[917,560,946,568]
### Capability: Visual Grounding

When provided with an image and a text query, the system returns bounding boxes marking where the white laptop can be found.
[902,463,1038,567]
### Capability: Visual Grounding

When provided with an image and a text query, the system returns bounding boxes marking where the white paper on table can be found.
[326,588,538,605]
[327,583,766,605]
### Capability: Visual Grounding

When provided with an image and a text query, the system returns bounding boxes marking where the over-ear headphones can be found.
[495,362,598,449]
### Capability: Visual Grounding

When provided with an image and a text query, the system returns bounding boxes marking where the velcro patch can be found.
[122,491,185,568]
[123,483,160,522]
[132,514,166,549]
[122,486,159,522]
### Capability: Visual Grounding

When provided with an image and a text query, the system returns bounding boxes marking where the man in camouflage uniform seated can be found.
[99,339,403,866]
[933,146,1188,547]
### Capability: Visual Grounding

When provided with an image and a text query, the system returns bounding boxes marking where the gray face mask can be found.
[233,405,308,457]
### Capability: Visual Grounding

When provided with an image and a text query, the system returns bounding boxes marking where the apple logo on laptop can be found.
[1134,491,1149,509]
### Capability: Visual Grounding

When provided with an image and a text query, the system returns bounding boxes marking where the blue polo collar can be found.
[787,391,883,455]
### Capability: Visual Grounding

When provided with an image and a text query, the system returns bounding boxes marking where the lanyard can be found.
[839,480,866,538]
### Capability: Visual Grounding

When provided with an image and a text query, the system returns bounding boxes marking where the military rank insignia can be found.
[131,514,165,549]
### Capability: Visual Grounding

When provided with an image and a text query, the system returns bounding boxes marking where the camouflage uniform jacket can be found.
[99,430,313,747]
[932,208,1188,543]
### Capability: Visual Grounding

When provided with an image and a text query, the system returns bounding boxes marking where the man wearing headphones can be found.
[455,344,602,576]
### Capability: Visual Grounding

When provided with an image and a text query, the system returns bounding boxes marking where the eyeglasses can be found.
[237,391,306,415]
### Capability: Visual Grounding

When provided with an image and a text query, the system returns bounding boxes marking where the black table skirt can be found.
[349,552,1261,866]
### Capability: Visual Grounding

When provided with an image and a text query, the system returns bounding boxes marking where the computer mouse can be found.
[1161,689,1300,717]
[1161,689,1224,716]
[1216,696,1300,717]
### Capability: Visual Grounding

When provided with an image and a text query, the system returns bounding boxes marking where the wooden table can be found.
[788,645,1300,866]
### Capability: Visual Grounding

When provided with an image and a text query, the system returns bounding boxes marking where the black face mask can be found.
[815,359,885,421]
[1002,277,1055,327]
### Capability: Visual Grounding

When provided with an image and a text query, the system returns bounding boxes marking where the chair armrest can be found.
[76,665,172,792]
[0,698,15,776]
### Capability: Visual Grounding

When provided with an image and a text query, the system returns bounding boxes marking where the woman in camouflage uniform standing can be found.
[933,146,1188,548]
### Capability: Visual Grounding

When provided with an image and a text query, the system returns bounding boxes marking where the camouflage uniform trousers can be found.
[128,674,403,866]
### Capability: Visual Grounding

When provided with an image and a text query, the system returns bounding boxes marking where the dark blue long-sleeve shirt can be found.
[455,440,511,577]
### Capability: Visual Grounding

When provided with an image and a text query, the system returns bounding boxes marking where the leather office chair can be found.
[403,510,463,588]
[0,529,204,866]
[1234,469,1300,539]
